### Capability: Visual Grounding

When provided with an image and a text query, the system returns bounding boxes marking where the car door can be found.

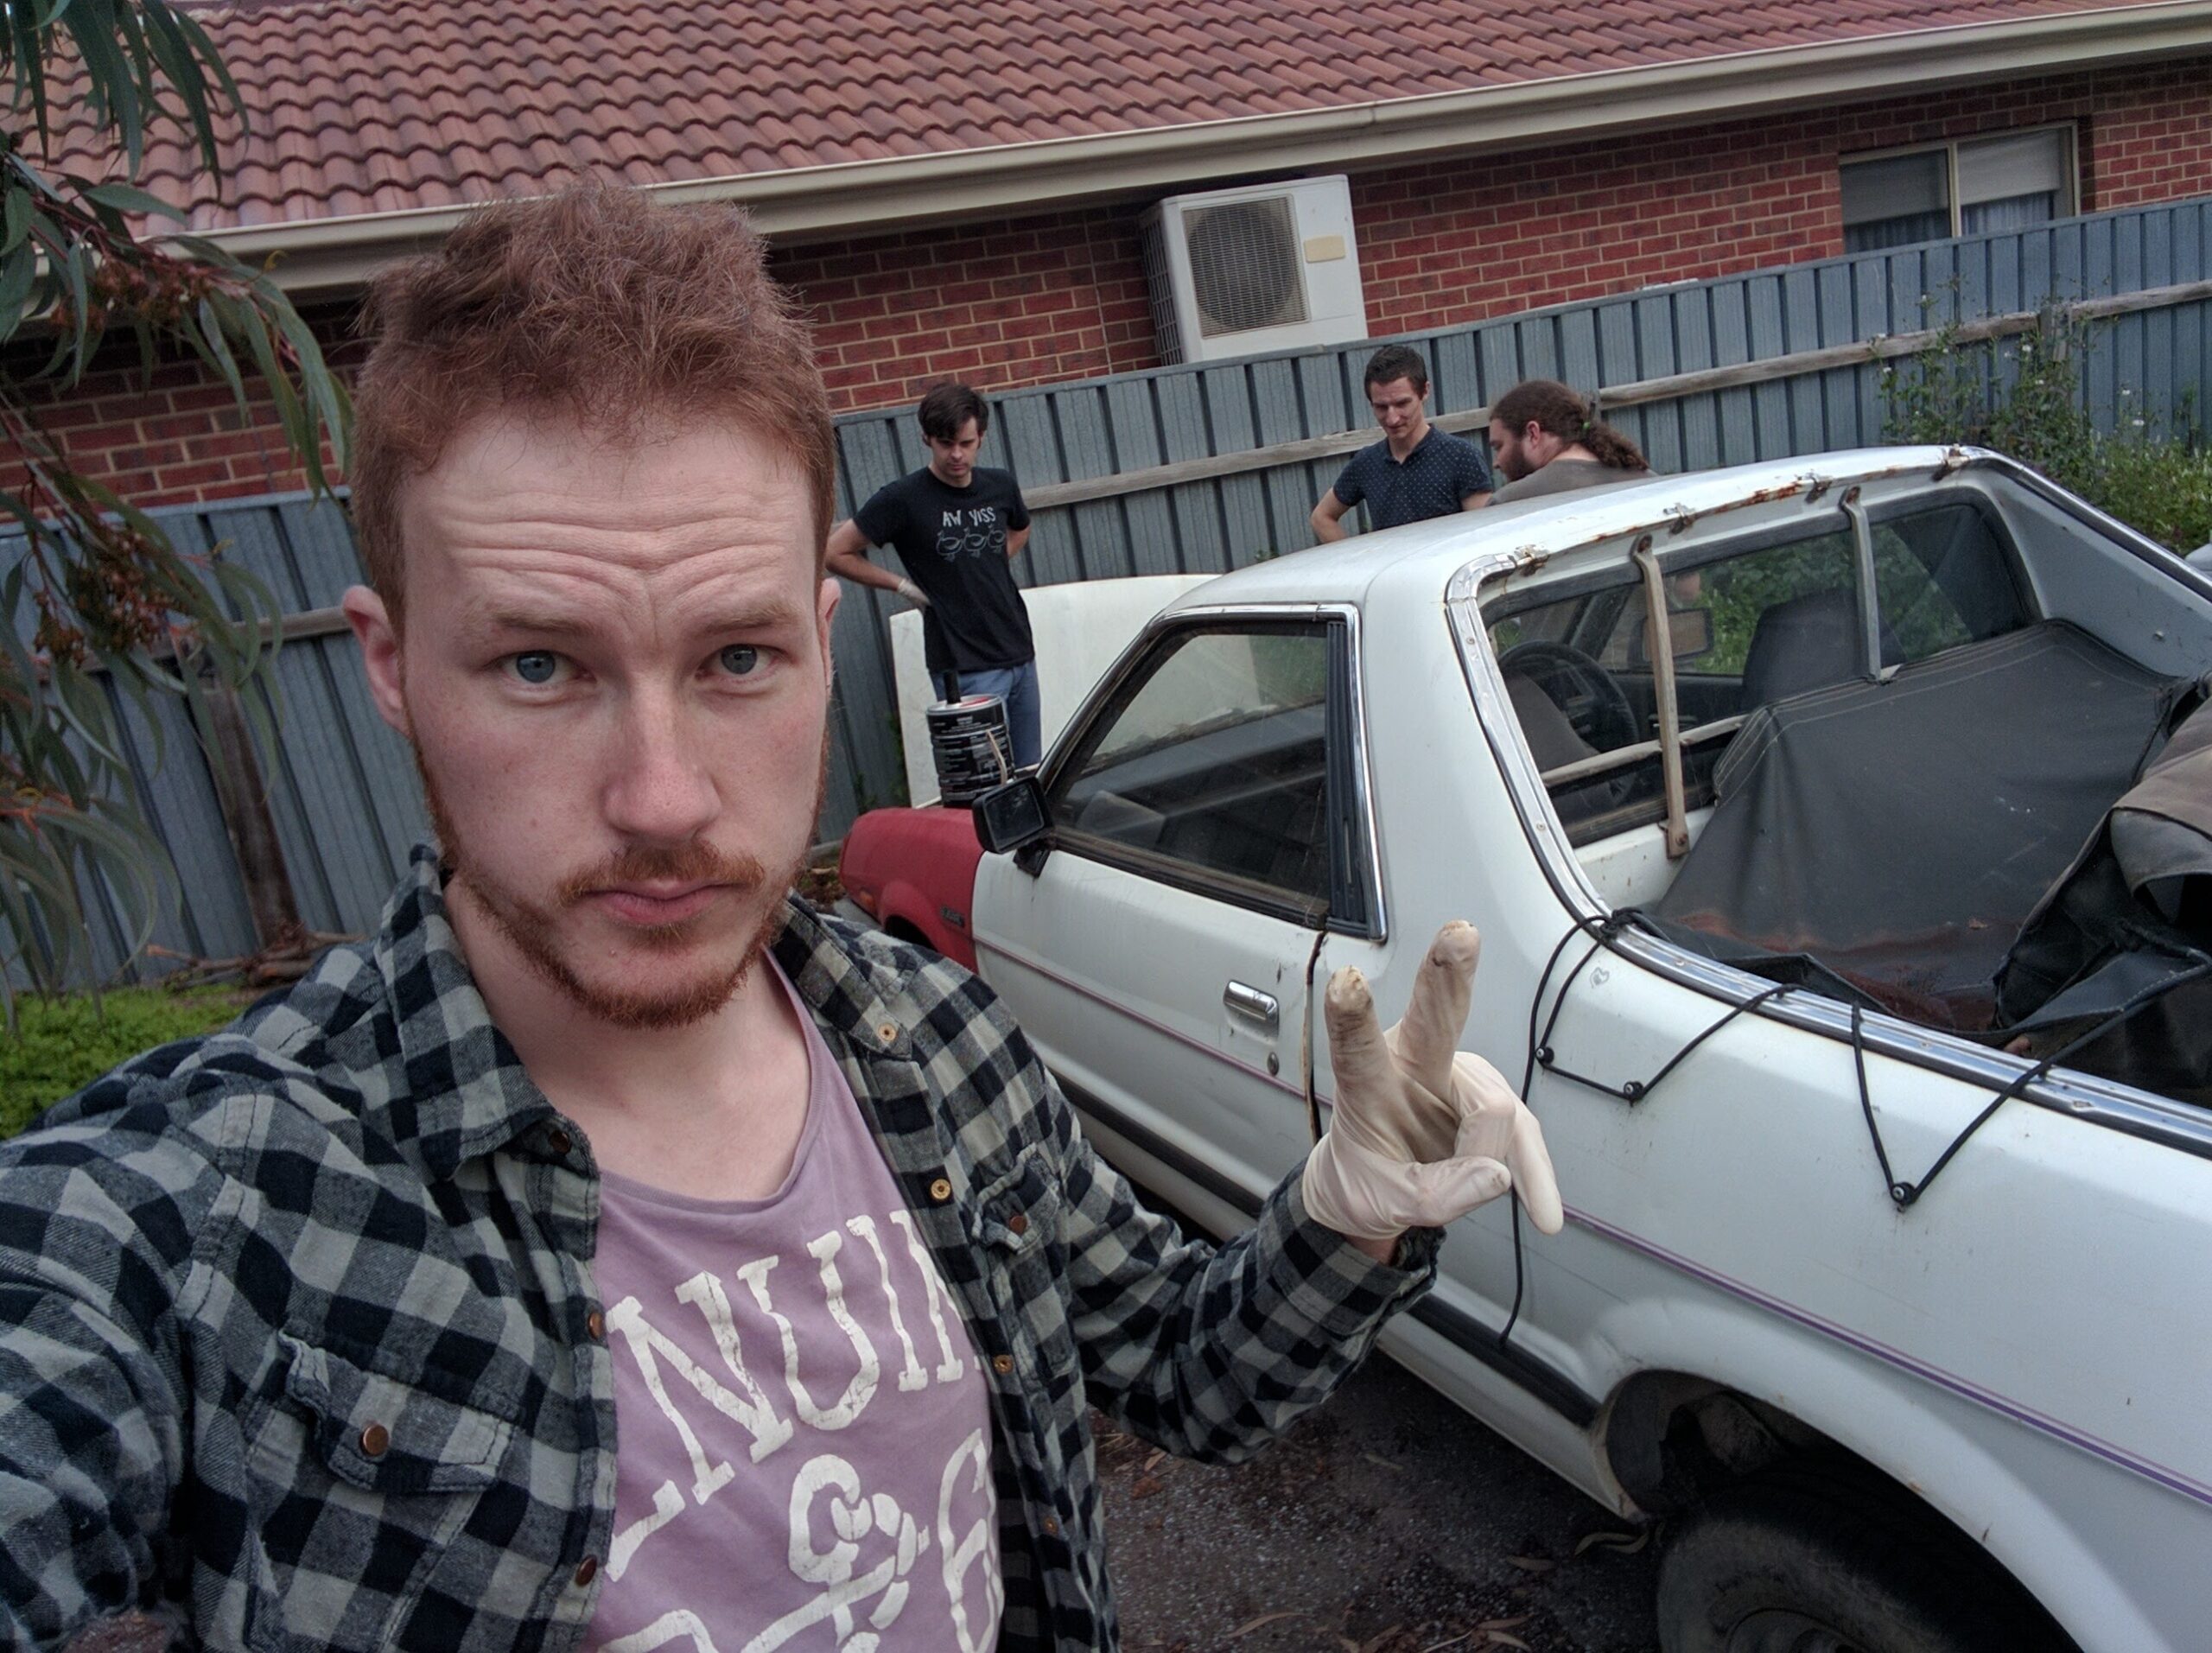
[974,610,1381,1222]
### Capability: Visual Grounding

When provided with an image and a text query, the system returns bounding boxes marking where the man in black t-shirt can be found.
[827,382,1042,768]
[1310,344,1491,542]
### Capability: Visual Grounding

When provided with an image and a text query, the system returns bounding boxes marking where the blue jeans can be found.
[931,659,1042,770]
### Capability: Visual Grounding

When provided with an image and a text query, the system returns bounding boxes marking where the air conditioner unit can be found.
[1141,175,1368,365]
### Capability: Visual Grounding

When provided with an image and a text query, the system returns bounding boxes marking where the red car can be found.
[837,802,984,968]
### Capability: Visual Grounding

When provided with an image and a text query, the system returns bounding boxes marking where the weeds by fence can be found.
[1882,299,2212,550]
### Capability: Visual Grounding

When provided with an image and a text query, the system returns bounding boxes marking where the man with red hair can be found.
[0,184,1558,1653]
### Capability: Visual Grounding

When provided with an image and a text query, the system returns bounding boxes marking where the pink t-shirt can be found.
[584,963,1002,1653]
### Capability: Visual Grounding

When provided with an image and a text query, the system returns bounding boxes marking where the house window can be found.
[1840,127,2075,252]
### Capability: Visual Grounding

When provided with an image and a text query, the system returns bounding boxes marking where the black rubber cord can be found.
[1497,912,2207,1350]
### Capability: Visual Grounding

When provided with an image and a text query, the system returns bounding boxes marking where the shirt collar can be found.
[1383,424,1440,465]
[770,894,913,1062]
[372,847,557,1182]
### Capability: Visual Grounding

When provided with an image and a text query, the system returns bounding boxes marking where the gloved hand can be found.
[894,577,931,607]
[1303,921,1564,1244]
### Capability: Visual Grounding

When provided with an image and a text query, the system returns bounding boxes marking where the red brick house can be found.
[29,0,2212,509]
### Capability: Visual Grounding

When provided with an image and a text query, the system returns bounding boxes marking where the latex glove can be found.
[894,577,931,607]
[1303,921,1565,1243]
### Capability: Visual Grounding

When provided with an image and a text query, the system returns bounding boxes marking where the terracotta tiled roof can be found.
[45,0,2156,232]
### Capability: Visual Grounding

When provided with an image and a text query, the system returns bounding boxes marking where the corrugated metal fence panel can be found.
[0,525,263,984]
[969,195,2212,571]
[828,411,928,820]
[188,500,427,934]
[15,193,2212,983]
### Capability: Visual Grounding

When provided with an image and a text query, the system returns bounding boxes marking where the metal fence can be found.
[33,191,2212,978]
[12,497,428,984]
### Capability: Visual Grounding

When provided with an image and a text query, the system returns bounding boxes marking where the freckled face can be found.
[387,415,837,1027]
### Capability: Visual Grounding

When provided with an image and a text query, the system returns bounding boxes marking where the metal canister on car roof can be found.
[925,695,1014,805]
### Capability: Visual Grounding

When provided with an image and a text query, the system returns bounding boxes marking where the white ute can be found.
[901,448,2212,1651]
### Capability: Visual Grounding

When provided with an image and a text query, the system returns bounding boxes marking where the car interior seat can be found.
[1739,588,1884,709]
[1505,672,1599,773]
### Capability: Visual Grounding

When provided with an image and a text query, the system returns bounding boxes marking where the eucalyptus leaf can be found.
[192,296,245,402]
[85,181,184,221]
[1,188,29,255]
[49,669,125,771]
[0,243,35,338]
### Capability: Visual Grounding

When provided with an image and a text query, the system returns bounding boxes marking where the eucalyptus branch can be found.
[0,2,344,1001]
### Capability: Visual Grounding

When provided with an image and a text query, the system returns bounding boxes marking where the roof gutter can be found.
[186,0,2212,295]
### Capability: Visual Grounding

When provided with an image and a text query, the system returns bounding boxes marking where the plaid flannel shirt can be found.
[0,847,1439,1651]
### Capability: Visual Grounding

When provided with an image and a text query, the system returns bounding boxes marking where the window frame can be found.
[1037,603,1386,939]
[1839,123,2079,247]
[1478,493,2038,833]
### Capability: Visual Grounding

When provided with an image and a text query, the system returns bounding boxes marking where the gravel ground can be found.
[1096,1352,1662,1653]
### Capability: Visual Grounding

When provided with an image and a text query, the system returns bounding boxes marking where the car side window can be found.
[1869,501,2029,662]
[1052,624,1334,913]
[1688,529,1859,679]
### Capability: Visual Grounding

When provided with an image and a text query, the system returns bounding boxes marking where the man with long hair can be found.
[0,184,1560,1653]
[1486,378,1651,503]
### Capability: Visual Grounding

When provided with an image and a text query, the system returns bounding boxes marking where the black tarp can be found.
[1652,624,2183,1030]
[1994,696,2212,1101]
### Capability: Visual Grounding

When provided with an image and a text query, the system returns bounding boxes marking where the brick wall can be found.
[16,55,2212,511]
[2088,64,2212,207]
[772,209,1158,411]
[1352,57,2212,332]
[10,337,359,510]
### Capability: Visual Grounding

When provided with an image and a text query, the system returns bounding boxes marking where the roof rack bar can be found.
[1537,713,1745,788]
[1631,538,1692,858]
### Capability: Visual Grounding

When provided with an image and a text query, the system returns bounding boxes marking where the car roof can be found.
[1159,445,1970,614]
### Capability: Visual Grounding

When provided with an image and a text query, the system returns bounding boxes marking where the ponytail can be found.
[1491,378,1648,473]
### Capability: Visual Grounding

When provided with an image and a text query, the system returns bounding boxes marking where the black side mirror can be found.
[972,774,1051,858]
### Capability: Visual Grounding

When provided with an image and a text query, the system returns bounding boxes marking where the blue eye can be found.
[510,652,560,685]
[719,645,760,676]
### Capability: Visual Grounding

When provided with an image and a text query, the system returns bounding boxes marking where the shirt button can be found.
[928,1177,953,1203]
[574,1556,599,1587]
[876,1021,899,1046]
[359,1422,390,1458]
[587,1310,606,1341]
[1042,1516,1060,1536]
[1007,1211,1029,1237]
[546,1127,574,1156]
[991,1354,1014,1376]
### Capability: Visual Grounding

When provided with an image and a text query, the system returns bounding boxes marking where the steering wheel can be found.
[1498,639,1640,755]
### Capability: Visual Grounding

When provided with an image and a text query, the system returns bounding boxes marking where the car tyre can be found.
[1656,1458,2074,1653]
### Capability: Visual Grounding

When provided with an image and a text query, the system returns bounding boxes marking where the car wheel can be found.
[1656,1459,2073,1653]
[882,917,938,955]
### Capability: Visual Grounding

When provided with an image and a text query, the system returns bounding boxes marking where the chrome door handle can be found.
[1224,981,1280,1030]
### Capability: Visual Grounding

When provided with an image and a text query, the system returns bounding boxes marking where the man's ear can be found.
[342,585,410,739]
[816,575,841,695]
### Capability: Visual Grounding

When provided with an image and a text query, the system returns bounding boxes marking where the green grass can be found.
[0,985,249,1141]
